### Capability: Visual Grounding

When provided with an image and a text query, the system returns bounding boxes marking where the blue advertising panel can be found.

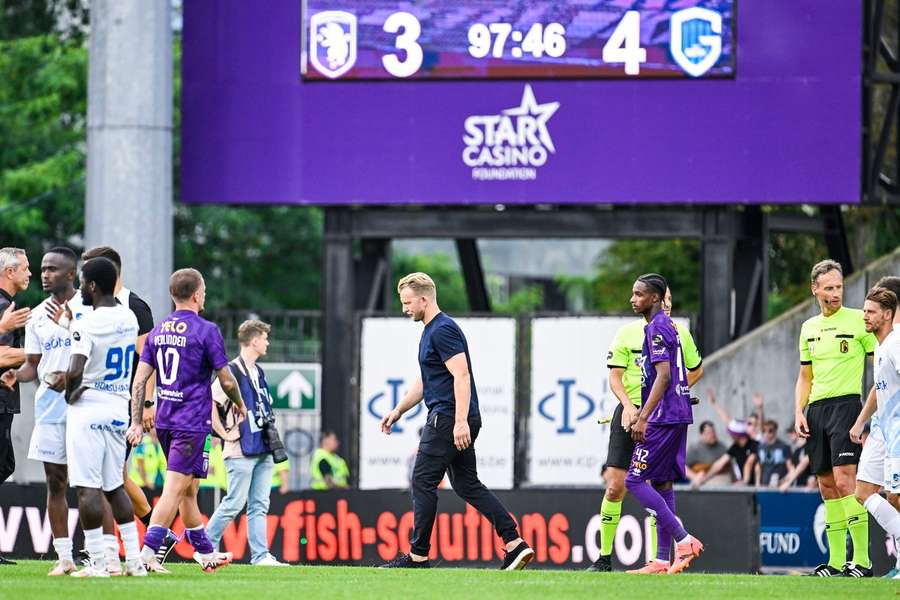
[757,490,896,572]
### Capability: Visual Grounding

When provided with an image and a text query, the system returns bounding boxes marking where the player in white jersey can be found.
[63,257,145,578]
[850,287,900,579]
[0,248,86,575]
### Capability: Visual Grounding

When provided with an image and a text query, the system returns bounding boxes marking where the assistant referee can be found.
[795,259,876,577]
[379,272,533,570]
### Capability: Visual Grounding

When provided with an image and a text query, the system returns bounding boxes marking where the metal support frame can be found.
[863,0,900,204]
[456,239,491,311]
[320,205,789,471]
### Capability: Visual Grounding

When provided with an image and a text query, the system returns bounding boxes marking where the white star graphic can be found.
[502,84,560,153]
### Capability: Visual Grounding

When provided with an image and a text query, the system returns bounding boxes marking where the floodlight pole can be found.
[85,0,173,319]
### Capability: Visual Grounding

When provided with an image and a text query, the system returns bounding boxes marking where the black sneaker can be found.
[0,554,16,565]
[156,531,179,565]
[378,554,431,569]
[842,562,874,578]
[500,541,535,571]
[76,548,90,567]
[809,563,843,577]
[586,554,612,572]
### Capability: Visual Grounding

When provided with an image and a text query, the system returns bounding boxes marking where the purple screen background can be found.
[302,1,735,80]
[182,0,861,205]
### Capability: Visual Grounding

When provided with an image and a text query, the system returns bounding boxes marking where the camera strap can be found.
[238,357,270,421]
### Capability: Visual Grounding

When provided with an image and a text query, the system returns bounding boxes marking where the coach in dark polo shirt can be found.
[379,272,533,571]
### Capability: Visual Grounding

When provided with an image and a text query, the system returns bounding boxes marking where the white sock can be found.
[83,527,105,569]
[895,535,900,569]
[118,521,141,563]
[140,545,156,563]
[676,535,691,545]
[52,537,73,563]
[104,533,119,562]
[864,494,900,537]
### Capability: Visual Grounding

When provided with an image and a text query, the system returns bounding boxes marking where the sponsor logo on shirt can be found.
[160,320,189,334]
[89,423,126,433]
[42,337,71,352]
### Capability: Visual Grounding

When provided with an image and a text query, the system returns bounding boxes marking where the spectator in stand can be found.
[708,388,766,442]
[691,420,758,488]
[685,421,730,487]
[755,420,794,487]
[779,423,818,491]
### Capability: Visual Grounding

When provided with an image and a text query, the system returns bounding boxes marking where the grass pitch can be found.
[1,560,897,600]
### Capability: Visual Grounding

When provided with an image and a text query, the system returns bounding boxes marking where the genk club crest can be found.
[670,7,723,78]
[310,11,357,79]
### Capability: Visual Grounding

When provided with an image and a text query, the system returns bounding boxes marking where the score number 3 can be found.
[382,12,423,78]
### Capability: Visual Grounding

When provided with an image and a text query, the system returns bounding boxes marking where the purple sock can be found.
[185,527,214,555]
[656,488,676,561]
[626,480,689,544]
[143,525,168,553]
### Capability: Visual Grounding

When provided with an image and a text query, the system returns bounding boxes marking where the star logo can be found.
[502,84,560,152]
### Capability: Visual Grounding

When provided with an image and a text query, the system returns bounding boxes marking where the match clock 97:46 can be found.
[301,1,735,81]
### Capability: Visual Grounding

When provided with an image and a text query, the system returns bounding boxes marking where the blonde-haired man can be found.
[379,273,534,570]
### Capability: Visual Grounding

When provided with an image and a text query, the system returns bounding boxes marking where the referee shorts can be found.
[805,395,862,475]
[605,403,637,470]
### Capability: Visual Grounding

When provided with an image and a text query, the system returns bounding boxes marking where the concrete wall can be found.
[691,247,900,443]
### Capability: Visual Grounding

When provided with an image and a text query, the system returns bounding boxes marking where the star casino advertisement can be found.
[182,0,860,205]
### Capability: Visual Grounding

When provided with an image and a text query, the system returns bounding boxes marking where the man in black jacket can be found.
[0,247,32,565]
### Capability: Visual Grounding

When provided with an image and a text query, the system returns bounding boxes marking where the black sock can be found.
[140,512,152,527]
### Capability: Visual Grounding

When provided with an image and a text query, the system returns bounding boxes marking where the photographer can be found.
[207,320,288,566]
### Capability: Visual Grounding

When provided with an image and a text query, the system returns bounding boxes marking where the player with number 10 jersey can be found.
[143,311,228,437]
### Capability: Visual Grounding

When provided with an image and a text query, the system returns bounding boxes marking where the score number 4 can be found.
[602,10,646,75]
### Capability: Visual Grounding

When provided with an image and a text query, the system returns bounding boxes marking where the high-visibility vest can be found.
[310,448,349,489]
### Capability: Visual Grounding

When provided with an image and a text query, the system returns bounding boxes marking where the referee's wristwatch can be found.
[143,400,155,409]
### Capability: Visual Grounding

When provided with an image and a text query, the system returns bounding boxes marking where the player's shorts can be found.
[605,403,638,470]
[625,423,688,484]
[857,429,885,486]
[886,457,900,494]
[65,401,127,492]
[157,428,210,478]
[28,422,67,465]
[805,395,862,474]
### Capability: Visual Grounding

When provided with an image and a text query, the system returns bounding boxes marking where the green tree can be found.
[0,33,87,307]
[588,240,701,315]
[391,253,468,313]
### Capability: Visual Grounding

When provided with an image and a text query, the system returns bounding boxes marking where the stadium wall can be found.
[691,247,900,445]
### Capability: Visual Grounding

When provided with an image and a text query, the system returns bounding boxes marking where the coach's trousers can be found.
[409,412,518,557]
[0,414,14,485]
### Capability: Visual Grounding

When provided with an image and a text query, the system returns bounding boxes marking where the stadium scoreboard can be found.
[301,1,735,80]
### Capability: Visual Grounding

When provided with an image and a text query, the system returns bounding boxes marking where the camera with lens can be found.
[260,412,288,463]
